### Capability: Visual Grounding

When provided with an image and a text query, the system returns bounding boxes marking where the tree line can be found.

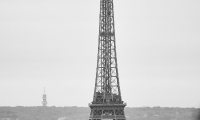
[0,106,199,120]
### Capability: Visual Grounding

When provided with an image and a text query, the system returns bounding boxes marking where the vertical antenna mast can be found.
[42,87,47,107]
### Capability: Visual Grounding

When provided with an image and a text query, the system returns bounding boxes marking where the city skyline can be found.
[0,0,200,108]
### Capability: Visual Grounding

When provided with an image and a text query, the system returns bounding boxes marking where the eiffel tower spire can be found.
[89,0,126,119]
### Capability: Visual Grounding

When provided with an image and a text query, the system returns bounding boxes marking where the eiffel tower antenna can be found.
[89,0,126,119]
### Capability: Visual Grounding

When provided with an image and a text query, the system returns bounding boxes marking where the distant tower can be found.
[42,87,47,106]
[89,0,126,120]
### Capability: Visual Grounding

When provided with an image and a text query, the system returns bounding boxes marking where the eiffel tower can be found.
[89,0,126,120]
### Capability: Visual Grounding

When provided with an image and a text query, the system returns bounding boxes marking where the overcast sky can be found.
[0,0,200,108]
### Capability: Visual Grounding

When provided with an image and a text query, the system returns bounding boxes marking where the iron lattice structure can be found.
[89,0,126,120]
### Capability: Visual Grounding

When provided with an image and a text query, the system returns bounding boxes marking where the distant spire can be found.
[42,87,47,106]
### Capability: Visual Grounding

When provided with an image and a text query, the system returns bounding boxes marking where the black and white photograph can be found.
[0,0,200,120]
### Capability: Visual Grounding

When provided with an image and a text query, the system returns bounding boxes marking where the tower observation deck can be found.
[89,0,126,120]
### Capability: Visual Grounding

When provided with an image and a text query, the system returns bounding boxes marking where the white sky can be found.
[0,0,200,108]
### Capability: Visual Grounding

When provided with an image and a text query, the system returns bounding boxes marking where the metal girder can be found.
[89,0,126,120]
[93,0,122,105]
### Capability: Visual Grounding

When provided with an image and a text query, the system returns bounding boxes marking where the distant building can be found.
[42,87,47,106]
